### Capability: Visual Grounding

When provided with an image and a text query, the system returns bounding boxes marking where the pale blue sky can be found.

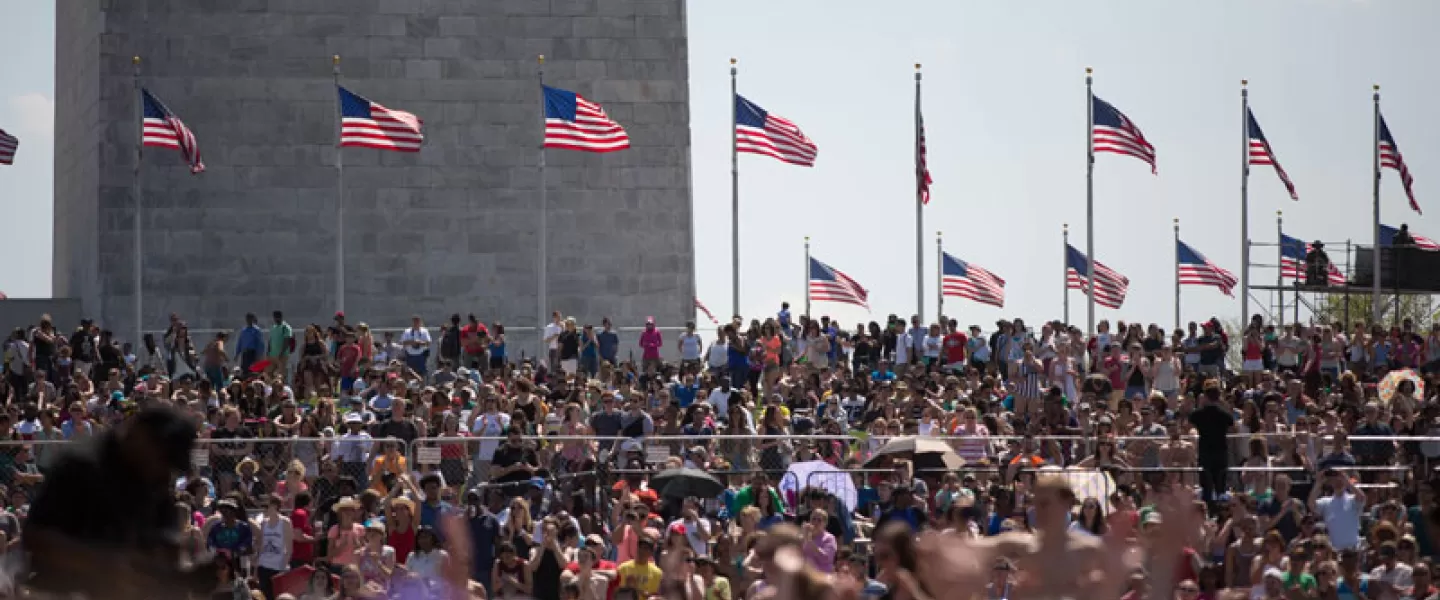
[3,0,1436,331]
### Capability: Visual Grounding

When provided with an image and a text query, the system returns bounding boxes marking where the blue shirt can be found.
[597,330,620,362]
[207,521,254,554]
[236,325,265,356]
[419,499,453,530]
[727,345,749,370]
[672,383,698,408]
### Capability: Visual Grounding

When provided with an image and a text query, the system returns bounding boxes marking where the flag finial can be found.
[1173,218,1179,225]
[1241,79,1248,87]
[1063,223,1068,232]
[538,55,545,65]
[1085,66,1092,75]
[937,230,942,236]
[333,55,340,65]
[1374,84,1380,91]
[132,56,140,65]
[730,57,736,65]
[1277,210,1283,217]
[915,63,921,70]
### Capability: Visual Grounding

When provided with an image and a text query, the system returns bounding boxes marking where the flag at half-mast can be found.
[1247,109,1297,200]
[1379,114,1420,214]
[1092,95,1156,174]
[1177,240,1238,296]
[1065,244,1129,309]
[941,252,1004,308]
[339,86,423,152]
[1379,224,1440,251]
[808,257,868,309]
[735,95,817,167]
[142,89,204,173]
[1279,234,1346,285]
[695,298,719,325]
[543,86,630,152]
[0,129,16,165]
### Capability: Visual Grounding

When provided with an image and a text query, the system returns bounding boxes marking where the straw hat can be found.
[333,496,361,512]
[235,457,259,475]
[391,497,416,514]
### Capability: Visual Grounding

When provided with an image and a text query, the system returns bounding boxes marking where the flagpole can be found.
[730,57,740,319]
[333,55,345,314]
[914,63,925,324]
[1240,79,1250,325]
[1062,223,1070,325]
[1085,67,1096,336]
[1277,210,1284,329]
[1174,218,1181,331]
[803,236,811,318]
[132,56,144,347]
[935,231,943,325]
[539,55,549,358]
[1372,84,1382,322]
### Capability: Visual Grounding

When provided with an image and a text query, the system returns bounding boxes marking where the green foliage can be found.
[1311,294,1434,329]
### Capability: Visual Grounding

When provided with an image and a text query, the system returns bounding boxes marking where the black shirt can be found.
[68,331,95,362]
[559,331,580,360]
[490,443,538,488]
[1188,404,1235,462]
[1197,334,1223,366]
[371,418,420,447]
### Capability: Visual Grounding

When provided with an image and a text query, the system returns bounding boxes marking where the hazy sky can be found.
[3,0,1437,331]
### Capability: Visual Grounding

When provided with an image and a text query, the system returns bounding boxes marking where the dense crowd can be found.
[2,304,1440,600]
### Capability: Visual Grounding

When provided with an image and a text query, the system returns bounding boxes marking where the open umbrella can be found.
[779,460,858,511]
[863,436,965,473]
[1378,369,1424,405]
[649,467,725,499]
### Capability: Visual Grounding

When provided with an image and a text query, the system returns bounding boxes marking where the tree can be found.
[1308,294,1434,329]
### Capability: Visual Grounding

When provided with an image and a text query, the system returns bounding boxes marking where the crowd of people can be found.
[1,303,1440,600]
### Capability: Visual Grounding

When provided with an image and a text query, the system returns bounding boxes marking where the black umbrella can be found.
[863,436,966,473]
[649,467,725,499]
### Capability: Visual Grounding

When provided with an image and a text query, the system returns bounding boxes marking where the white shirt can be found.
[335,431,373,463]
[708,388,731,417]
[707,341,728,368]
[544,322,563,350]
[400,328,432,356]
[895,332,911,364]
[1369,562,1414,600]
[471,411,510,460]
[1316,491,1364,550]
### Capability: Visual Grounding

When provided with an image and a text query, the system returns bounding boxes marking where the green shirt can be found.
[1281,572,1317,593]
[268,322,293,358]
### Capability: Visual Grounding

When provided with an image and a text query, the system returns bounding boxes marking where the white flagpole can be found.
[1240,79,1249,325]
[539,55,549,359]
[915,63,925,323]
[1372,84,1382,322]
[1174,218,1181,331]
[803,237,811,318]
[731,58,740,318]
[133,56,144,347]
[333,55,345,313]
[1085,67,1096,335]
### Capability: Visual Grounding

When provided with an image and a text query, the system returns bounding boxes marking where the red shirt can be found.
[566,559,619,600]
[461,324,488,354]
[337,343,361,378]
[290,508,315,563]
[943,332,968,365]
[388,526,416,565]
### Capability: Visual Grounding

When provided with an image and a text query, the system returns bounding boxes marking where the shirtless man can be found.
[913,477,1200,600]
[1159,422,1197,486]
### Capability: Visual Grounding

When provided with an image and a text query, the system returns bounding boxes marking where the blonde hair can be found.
[287,459,306,478]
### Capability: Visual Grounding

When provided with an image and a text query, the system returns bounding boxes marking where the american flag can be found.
[0,129,16,165]
[695,298,719,325]
[735,95,817,167]
[543,86,630,153]
[941,252,1004,308]
[339,86,423,152]
[1279,233,1346,285]
[1379,224,1440,251]
[1176,239,1238,296]
[809,257,868,309]
[1091,95,1156,174]
[1065,244,1129,309]
[918,112,933,204]
[1379,114,1420,214]
[142,89,204,174]
[1247,109,1298,200]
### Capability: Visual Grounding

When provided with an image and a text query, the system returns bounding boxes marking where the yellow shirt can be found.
[369,454,408,494]
[617,559,664,597]
[705,576,732,600]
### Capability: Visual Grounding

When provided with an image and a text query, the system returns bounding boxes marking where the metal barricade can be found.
[190,436,408,505]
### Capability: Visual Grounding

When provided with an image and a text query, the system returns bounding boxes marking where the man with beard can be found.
[23,404,213,599]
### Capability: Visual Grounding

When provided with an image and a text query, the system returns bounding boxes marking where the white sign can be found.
[190,449,209,468]
[416,446,442,465]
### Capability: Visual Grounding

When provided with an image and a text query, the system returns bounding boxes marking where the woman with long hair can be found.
[488,323,508,372]
[298,325,330,395]
[502,497,534,559]
[1071,497,1107,536]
